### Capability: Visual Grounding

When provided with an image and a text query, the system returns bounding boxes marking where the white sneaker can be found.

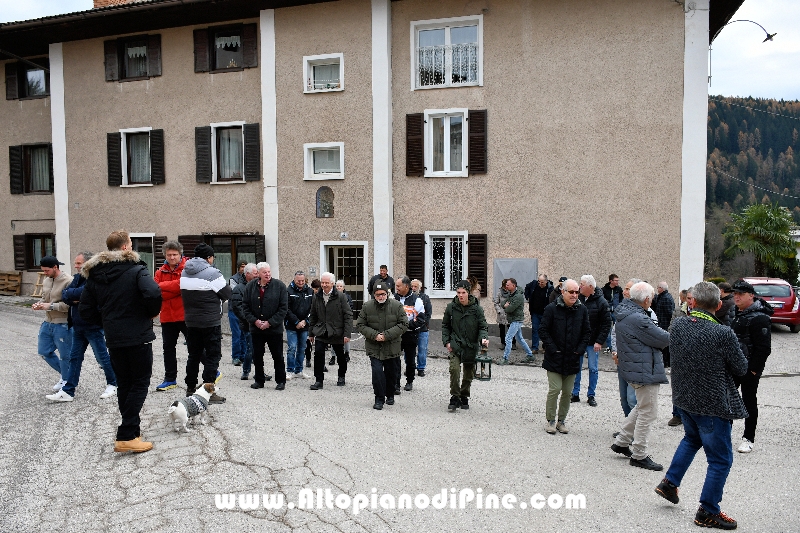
[296,372,307,379]
[46,390,74,402]
[285,373,293,381]
[737,437,753,453]
[100,385,117,399]
[52,379,66,391]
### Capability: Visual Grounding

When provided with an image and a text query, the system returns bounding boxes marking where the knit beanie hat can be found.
[194,243,215,259]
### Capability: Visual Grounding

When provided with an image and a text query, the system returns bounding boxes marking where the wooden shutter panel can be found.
[9,145,23,194]
[5,62,19,100]
[255,234,266,263]
[468,234,488,297]
[243,123,260,182]
[47,143,54,193]
[150,129,165,184]
[468,109,487,175]
[406,234,425,288]
[153,236,167,267]
[193,29,209,73]
[13,235,27,270]
[241,24,258,68]
[147,34,162,77]
[178,235,204,258]
[107,132,122,186]
[195,126,212,183]
[104,40,119,82]
[406,113,424,177]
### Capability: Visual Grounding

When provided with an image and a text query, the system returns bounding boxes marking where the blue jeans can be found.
[573,346,599,397]
[241,331,253,375]
[530,313,543,350]
[618,370,637,416]
[228,310,244,362]
[285,329,308,374]
[416,331,429,370]
[37,322,73,379]
[503,321,533,359]
[665,408,734,515]
[63,328,117,396]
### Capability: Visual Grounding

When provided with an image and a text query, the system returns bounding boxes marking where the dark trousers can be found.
[395,340,416,388]
[185,325,222,387]
[252,329,285,385]
[662,345,671,368]
[371,356,397,401]
[161,321,187,382]
[733,371,761,442]
[315,341,345,382]
[108,343,153,441]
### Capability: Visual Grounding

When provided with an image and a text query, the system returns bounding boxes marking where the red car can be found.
[743,277,800,333]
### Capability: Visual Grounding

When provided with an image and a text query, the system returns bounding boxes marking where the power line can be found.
[712,167,800,201]
[710,97,800,123]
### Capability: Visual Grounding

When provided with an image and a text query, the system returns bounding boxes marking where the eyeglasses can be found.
[565,290,580,295]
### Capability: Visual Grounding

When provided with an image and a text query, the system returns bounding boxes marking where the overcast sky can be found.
[1,0,797,101]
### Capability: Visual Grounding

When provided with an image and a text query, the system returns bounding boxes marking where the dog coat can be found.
[173,394,209,417]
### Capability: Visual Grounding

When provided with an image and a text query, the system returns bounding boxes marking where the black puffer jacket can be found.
[308,288,353,344]
[79,250,162,348]
[580,287,612,345]
[731,298,773,375]
[539,297,590,376]
[286,281,314,331]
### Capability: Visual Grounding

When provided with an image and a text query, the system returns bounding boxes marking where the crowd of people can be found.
[30,231,772,530]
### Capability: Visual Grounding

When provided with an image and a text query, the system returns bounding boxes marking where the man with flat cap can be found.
[32,255,73,392]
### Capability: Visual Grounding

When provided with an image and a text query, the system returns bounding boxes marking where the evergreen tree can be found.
[723,203,796,276]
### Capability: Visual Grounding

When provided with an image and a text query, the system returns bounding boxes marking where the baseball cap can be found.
[731,280,755,294]
[40,256,64,268]
[374,282,390,294]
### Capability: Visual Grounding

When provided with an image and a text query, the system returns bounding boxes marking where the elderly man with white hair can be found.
[570,274,611,407]
[308,272,352,389]
[610,281,670,471]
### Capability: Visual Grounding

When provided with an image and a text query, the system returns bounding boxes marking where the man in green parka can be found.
[442,280,489,411]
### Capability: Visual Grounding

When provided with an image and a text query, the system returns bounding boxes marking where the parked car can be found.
[743,277,800,333]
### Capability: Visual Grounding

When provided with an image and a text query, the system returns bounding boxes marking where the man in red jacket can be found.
[154,241,187,391]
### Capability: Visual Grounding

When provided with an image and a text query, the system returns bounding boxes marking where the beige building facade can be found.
[1,0,736,318]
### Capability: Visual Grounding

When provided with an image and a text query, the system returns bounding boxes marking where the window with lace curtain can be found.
[410,16,483,91]
[104,35,161,82]
[123,40,148,79]
[193,24,257,73]
[117,127,154,185]
[303,53,344,93]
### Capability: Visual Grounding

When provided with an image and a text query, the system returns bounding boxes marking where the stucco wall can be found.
[0,61,55,293]
[391,0,685,320]
[273,0,375,280]
[61,21,264,258]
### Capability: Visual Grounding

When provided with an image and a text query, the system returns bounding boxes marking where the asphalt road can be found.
[1,296,798,533]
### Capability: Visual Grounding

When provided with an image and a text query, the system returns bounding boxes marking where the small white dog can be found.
[168,383,215,432]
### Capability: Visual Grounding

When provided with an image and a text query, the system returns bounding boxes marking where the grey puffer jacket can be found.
[615,299,670,385]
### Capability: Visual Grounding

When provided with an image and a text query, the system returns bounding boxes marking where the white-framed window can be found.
[129,233,155,274]
[424,108,468,177]
[119,127,153,186]
[424,231,468,298]
[410,15,483,91]
[211,121,245,183]
[304,142,344,180]
[304,53,344,93]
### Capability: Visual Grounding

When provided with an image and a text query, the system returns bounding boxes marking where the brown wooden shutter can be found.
[255,234,266,263]
[147,34,162,77]
[406,234,425,288]
[104,40,119,81]
[5,62,19,100]
[107,132,122,186]
[193,29,210,73]
[406,113,424,176]
[13,235,27,270]
[178,235,204,258]
[242,23,258,68]
[468,109,487,175]
[468,234,488,297]
[47,143,54,193]
[150,129,165,184]
[243,123,260,182]
[153,236,167,266]
[195,126,212,183]
[9,145,23,194]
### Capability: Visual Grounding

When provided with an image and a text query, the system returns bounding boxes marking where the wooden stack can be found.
[0,271,23,296]
[31,272,46,298]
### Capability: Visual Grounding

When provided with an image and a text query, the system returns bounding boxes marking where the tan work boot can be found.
[114,437,153,453]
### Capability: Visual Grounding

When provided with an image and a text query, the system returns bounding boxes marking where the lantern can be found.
[475,346,492,381]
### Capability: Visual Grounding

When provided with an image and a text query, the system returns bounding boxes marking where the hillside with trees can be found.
[705,96,800,283]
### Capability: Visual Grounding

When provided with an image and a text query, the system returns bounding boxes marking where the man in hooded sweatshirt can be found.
[79,230,162,453]
[180,243,231,403]
[442,279,489,411]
